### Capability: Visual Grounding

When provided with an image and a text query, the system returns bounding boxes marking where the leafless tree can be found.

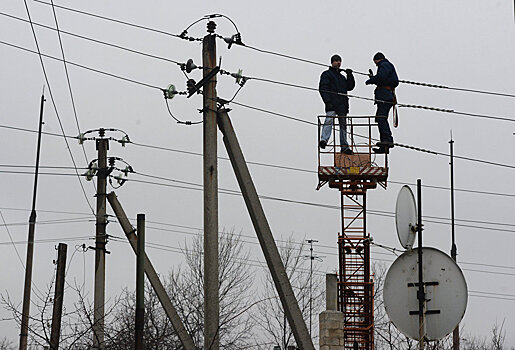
[3,279,121,349]
[0,337,14,350]
[252,235,324,350]
[461,319,513,350]
[106,229,257,349]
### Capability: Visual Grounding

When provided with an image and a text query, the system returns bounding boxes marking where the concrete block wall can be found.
[319,310,345,350]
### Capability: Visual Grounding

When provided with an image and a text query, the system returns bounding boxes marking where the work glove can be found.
[345,68,353,75]
[368,69,374,77]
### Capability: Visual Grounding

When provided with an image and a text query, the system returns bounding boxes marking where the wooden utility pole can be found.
[417,179,425,350]
[93,137,109,349]
[135,214,145,350]
[450,137,460,350]
[50,243,67,349]
[19,92,45,350]
[203,20,219,350]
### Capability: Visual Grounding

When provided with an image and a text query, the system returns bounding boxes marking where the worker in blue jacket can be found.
[319,54,355,154]
[366,52,399,154]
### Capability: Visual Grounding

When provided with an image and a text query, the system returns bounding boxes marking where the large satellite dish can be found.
[383,247,468,341]
[395,185,417,249]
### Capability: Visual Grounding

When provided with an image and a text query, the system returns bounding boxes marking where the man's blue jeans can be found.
[321,111,349,149]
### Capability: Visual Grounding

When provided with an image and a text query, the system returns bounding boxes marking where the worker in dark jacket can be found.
[365,52,399,153]
[319,54,355,154]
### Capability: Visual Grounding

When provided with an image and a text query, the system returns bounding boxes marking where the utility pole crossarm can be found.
[217,109,315,350]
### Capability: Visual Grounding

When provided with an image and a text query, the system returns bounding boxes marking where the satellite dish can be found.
[383,247,468,341]
[395,185,417,249]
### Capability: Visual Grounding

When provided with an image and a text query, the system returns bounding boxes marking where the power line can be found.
[0,211,26,268]
[2,120,515,201]
[107,214,515,273]
[13,7,513,127]
[0,217,94,227]
[21,0,95,215]
[23,4,515,104]
[4,36,515,167]
[128,139,515,198]
[0,164,87,170]
[236,44,515,100]
[0,40,162,90]
[29,3,515,99]
[33,0,185,40]
[124,173,515,235]
[48,3,90,169]
[145,223,515,275]
[106,236,515,301]
[232,73,515,124]
[0,236,93,246]
[227,98,515,170]
[0,170,87,176]
[1,202,514,274]
[0,12,184,67]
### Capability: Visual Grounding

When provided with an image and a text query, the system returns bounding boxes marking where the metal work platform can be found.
[317,115,388,192]
[317,115,390,350]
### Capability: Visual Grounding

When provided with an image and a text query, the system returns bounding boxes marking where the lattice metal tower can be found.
[317,115,389,350]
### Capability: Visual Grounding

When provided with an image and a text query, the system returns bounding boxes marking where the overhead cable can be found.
[0,40,162,90]
[0,12,184,66]
[3,121,515,194]
[21,0,95,215]
[48,3,90,168]
[30,2,515,99]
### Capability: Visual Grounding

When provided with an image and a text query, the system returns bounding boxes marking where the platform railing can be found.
[316,115,389,190]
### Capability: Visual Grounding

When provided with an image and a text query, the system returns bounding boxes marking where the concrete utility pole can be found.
[93,138,109,349]
[107,192,196,350]
[135,214,145,350]
[19,92,45,350]
[217,109,315,350]
[50,243,67,349]
[203,20,219,350]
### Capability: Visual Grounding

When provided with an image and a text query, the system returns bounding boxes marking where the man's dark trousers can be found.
[375,102,393,142]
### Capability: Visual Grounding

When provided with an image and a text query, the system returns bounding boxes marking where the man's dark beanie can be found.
[331,54,342,63]
[373,52,385,61]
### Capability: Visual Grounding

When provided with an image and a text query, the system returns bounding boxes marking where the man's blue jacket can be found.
[366,59,399,102]
[319,67,355,115]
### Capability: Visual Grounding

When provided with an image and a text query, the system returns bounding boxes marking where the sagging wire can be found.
[161,84,202,125]
[164,98,202,125]
[26,4,515,99]
[234,42,515,99]
[217,67,515,123]
[215,96,439,155]
[181,13,243,50]
[179,14,227,42]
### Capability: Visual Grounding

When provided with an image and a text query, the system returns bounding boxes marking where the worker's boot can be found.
[373,146,388,154]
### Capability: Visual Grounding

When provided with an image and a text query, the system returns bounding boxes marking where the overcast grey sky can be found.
[1,0,514,346]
